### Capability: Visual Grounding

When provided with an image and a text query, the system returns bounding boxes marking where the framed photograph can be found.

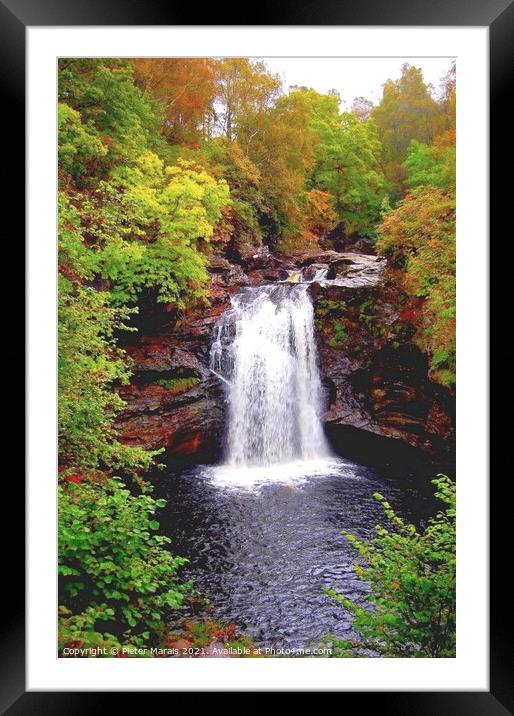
[9,0,509,707]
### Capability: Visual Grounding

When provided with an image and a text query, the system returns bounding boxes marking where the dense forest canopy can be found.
[58,58,456,654]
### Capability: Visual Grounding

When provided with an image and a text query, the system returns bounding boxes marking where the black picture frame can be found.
[9,0,511,709]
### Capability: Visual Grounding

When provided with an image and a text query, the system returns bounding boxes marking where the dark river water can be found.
[152,456,435,652]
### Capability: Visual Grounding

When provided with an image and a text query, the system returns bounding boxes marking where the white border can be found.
[27,26,489,691]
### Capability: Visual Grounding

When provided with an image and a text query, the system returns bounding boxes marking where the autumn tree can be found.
[212,58,281,141]
[238,89,316,244]
[302,189,338,245]
[372,64,438,197]
[133,58,216,146]
[202,137,266,252]
[374,62,456,387]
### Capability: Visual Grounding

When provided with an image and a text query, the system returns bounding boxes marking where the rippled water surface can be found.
[153,457,432,651]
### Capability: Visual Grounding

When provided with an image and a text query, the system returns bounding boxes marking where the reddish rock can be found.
[124,338,204,378]
[115,378,224,456]
[172,431,202,455]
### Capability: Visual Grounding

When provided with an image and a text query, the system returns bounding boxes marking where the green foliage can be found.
[376,104,455,388]
[58,605,125,655]
[315,298,344,327]
[59,59,165,173]
[58,59,231,308]
[377,188,455,387]
[355,297,386,339]
[113,155,229,244]
[58,274,155,474]
[103,155,229,305]
[405,135,456,193]
[58,103,107,178]
[372,64,439,197]
[326,476,456,657]
[58,59,210,652]
[58,192,96,279]
[59,162,229,309]
[308,98,387,237]
[315,298,346,316]
[59,479,189,637]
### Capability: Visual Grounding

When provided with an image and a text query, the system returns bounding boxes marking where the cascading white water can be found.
[210,283,330,468]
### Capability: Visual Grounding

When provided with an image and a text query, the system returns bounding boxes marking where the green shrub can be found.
[326,475,456,657]
[59,478,189,641]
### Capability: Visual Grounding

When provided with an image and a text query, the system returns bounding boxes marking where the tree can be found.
[212,59,281,141]
[239,89,316,242]
[305,87,387,237]
[58,59,164,175]
[58,276,153,475]
[104,155,230,305]
[133,58,216,146]
[203,137,265,250]
[302,189,339,245]
[58,102,107,179]
[372,64,438,197]
[326,475,456,658]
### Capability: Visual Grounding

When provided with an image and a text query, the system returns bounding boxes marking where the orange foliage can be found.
[302,189,338,240]
[133,58,216,145]
[434,128,456,147]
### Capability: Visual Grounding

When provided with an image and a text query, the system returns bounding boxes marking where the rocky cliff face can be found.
[113,249,271,461]
[114,246,455,472]
[306,254,455,471]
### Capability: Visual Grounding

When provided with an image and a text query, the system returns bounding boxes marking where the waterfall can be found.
[210,283,330,468]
